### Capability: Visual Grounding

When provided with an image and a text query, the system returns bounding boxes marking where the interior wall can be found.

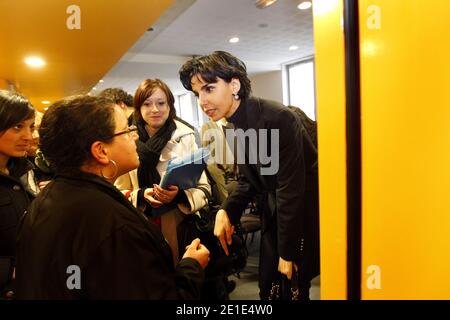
[249,71,283,103]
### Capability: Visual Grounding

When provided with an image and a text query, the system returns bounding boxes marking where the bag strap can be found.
[196,185,214,205]
[290,268,300,300]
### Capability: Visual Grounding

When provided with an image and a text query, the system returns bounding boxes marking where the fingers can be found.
[219,236,229,256]
[278,258,293,280]
[214,210,232,256]
[38,180,50,190]
[143,188,164,207]
[182,238,210,269]
[227,225,235,245]
[167,185,179,192]
[226,224,233,246]
[190,238,201,249]
[153,184,178,203]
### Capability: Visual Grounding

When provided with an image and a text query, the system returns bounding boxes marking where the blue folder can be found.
[159,147,210,189]
[150,148,210,216]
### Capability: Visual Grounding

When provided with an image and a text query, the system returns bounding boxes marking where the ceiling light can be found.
[92,87,97,90]
[25,56,46,68]
[255,0,278,9]
[44,107,49,111]
[41,100,51,105]
[298,1,312,10]
[289,45,299,51]
[229,37,239,43]
[99,79,104,83]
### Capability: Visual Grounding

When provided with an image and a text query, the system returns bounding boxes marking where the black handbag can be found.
[268,270,300,300]
[177,184,247,277]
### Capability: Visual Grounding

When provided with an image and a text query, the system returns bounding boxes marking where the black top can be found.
[15,172,204,299]
[227,98,248,131]
[222,97,319,265]
[0,157,33,257]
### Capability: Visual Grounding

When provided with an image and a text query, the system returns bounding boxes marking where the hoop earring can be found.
[233,93,240,100]
[101,160,118,180]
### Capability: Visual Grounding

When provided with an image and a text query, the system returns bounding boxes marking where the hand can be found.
[182,238,210,269]
[278,257,298,280]
[143,188,163,208]
[214,209,234,256]
[153,184,179,204]
[38,180,51,190]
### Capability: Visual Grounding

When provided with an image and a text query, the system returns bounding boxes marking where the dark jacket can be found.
[0,158,34,295]
[15,173,204,299]
[222,97,319,298]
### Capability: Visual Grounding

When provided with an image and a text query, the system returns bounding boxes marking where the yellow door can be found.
[314,0,450,299]
[359,0,450,299]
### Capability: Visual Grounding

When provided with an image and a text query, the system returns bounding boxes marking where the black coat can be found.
[0,158,33,296]
[223,97,320,299]
[0,158,33,257]
[15,173,204,299]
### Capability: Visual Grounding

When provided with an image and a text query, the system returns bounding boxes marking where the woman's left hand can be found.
[278,257,298,280]
[153,184,179,204]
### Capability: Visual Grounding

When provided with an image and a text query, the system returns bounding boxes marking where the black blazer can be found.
[223,97,319,278]
[15,173,204,299]
[0,158,34,296]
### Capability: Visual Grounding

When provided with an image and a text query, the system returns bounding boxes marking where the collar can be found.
[8,157,34,178]
[172,119,195,142]
[226,98,248,130]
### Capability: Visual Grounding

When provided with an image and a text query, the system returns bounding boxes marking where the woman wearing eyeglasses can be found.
[115,79,210,267]
[15,95,209,299]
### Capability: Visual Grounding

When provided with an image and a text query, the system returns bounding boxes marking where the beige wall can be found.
[249,71,283,103]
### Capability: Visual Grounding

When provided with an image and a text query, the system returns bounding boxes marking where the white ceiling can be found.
[94,0,314,96]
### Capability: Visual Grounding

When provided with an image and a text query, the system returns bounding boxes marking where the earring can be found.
[233,93,240,100]
[101,160,118,180]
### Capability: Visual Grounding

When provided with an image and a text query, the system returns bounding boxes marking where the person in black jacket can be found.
[15,95,209,299]
[179,51,319,300]
[0,90,35,299]
[98,87,135,126]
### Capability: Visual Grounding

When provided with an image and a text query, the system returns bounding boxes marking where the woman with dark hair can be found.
[15,95,209,299]
[115,79,210,267]
[0,90,35,299]
[179,51,319,300]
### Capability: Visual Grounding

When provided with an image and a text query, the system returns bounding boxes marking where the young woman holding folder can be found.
[115,79,210,266]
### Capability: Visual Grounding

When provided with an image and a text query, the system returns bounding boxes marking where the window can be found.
[287,59,316,120]
[179,93,195,126]
[176,93,208,130]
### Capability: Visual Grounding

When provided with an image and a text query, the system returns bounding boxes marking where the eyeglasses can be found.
[106,125,138,140]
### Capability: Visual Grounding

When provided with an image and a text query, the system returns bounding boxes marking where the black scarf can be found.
[136,118,176,188]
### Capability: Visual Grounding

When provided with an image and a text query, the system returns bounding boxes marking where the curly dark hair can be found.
[179,51,252,100]
[133,78,176,123]
[98,88,133,107]
[0,90,35,132]
[39,95,116,175]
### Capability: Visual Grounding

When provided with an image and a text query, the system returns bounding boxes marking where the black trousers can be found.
[258,214,317,301]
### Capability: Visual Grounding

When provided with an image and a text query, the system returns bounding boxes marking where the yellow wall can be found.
[0,79,9,90]
[314,0,450,299]
[360,0,450,299]
[313,0,348,300]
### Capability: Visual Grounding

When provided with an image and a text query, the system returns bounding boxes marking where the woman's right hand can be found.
[143,188,164,208]
[214,209,234,256]
[182,238,210,269]
[38,180,51,190]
